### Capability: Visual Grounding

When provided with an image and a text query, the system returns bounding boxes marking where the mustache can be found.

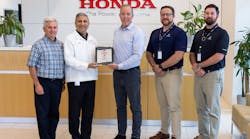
[205,20,215,25]
[162,19,170,22]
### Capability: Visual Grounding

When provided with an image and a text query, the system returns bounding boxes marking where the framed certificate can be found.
[96,47,113,64]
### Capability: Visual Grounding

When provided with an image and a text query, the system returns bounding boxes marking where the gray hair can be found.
[75,12,89,22]
[43,17,57,27]
[120,4,133,16]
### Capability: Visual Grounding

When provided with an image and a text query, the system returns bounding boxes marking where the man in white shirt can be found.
[64,12,98,139]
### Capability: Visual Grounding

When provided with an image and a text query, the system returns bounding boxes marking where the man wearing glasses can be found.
[146,5,187,139]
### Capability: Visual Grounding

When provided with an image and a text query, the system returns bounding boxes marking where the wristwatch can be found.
[159,64,164,70]
[197,63,201,70]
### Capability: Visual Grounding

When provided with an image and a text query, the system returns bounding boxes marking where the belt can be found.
[162,66,181,72]
[38,77,63,82]
[204,68,222,73]
[115,66,140,73]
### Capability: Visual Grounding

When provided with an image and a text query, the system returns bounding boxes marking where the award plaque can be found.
[96,47,113,64]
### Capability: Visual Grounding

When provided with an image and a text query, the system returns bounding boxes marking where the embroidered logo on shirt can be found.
[207,36,212,40]
[166,34,171,37]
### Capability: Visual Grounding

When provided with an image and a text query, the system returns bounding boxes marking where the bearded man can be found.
[189,4,229,139]
[146,5,187,139]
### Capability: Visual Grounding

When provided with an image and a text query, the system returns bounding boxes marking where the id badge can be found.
[197,53,201,62]
[157,51,162,59]
[74,81,80,86]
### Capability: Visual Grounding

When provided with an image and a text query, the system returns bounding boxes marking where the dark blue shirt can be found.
[190,26,229,72]
[146,25,187,68]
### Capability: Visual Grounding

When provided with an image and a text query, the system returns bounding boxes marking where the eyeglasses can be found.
[160,13,173,17]
[204,12,217,16]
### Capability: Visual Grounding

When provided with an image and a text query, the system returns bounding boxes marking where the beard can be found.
[161,19,173,27]
[205,18,217,25]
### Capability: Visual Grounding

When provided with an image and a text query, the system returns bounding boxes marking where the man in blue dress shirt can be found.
[108,4,145,139]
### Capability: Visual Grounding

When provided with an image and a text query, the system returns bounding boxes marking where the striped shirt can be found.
[27,36,64,79]
[113,23,146,70]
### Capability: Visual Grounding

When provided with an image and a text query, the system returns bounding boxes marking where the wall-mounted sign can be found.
[22,0,221,46]
[79,0,157,23]
[79,0,157,9]
[45,0,162,23]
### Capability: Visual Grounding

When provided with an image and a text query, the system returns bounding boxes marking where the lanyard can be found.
[159,24,174,41]
[158,24,174,51]
[201,24,218,41]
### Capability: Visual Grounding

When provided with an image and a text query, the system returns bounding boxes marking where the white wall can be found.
[0,0,19,15]
[21,0,221,46]
[221,0,235,106]
[232,0,250,103]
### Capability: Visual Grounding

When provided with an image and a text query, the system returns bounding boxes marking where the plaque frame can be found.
[95,47,113,64]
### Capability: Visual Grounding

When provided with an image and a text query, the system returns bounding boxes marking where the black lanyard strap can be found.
[159,24,174,41]
[201,24,218,41]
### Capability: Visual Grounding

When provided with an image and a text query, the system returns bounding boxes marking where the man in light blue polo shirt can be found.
[108,4,145,139]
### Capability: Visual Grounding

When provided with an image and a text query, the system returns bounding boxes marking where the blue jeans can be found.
[113,67,142,138]
[35,77,63,139]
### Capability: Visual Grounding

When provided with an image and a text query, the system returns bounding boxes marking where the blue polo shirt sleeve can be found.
[174,29,187,52]
[216,29,229,55]
[146,30,157,53]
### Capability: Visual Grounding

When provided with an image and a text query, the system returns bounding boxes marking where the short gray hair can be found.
[75,12,89,22]
[43,17,57,27]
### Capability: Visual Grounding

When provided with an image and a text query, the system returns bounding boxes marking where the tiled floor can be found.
[0,98,243,139]
[0,110,243,139]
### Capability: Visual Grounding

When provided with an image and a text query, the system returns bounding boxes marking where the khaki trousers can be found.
[155,68,183,139]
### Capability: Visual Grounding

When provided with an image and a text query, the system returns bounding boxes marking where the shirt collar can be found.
[76,30,88,40]
[44,36,57,43]
[160,24,175,32]
[120,22,134,31]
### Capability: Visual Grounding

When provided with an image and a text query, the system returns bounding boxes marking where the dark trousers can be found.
[35,77,63,139]
[113,67,142,138]
[67,81,96,139]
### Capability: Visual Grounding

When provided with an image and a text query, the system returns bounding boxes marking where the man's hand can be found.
[107,63,119,70]
[35,83,44,95]
[195,69,206,77]
[88,63,99,68]
[152,64,160,73]
[152,64,165,76]
[156,70,166,76]
[192,63,206,77]
[192,63,200,73]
